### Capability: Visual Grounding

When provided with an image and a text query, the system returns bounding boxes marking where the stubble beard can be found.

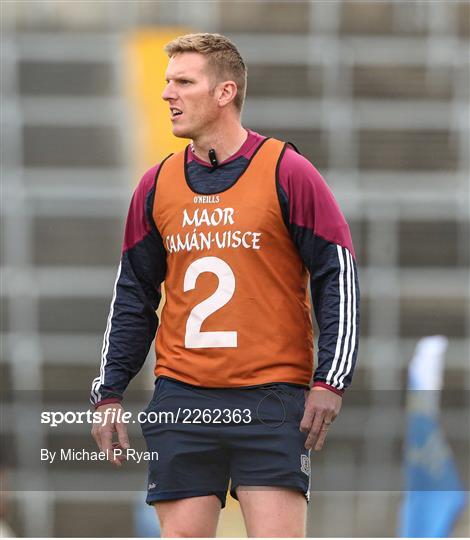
[173,105,218,143]
[172,114,199,141]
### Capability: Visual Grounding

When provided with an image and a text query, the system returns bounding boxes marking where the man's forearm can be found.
[311,245,360,393]
[90,253,160,406]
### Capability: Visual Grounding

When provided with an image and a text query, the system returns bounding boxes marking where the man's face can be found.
[162,52,220,139]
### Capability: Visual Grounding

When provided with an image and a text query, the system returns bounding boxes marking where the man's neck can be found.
[191,124,248,165]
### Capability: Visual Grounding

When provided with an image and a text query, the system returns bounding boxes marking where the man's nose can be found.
[162,82,175,101]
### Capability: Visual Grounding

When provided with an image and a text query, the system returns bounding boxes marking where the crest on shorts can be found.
[300,454,310,476]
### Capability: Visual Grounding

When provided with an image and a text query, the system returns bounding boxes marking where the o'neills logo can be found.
[300,454,310,476]
[193,195,220,204]
[165,207,262,253]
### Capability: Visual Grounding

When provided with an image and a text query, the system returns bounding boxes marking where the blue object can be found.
[134,492,161,538]
[398,392,468,537]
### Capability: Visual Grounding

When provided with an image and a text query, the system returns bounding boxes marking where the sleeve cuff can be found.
[93,397,122,409]
[312,381,344,397]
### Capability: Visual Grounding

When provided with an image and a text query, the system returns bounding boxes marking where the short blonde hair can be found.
[164,33,247,112]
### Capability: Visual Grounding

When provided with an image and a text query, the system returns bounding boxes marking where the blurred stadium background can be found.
[1,0,469,537]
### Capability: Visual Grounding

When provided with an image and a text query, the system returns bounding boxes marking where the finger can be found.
[304,429,315,450]
[314,415,334,451]
[314,427,329,451]
[112,442,127,467]
[112,443,128,462]
[116,421,130,450]
[100,421,123,466]
[304,411,325,449]
[91,426,102,451]
[100,429,116,464]
[311,410,325,438]
[300,400,316,433]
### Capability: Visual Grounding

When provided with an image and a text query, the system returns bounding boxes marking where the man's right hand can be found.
[91,403,130,467]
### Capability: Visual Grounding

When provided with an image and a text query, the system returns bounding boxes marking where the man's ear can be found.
[217,80,238,107]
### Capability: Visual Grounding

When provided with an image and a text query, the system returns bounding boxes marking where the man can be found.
[91,33,359,537]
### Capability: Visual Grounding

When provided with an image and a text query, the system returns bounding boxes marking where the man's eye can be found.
[180,80,190,85]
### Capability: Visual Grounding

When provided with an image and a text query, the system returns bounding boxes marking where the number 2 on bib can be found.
[183,256,237,348]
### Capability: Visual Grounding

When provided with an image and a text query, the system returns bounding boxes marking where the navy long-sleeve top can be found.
[91,129,360,406]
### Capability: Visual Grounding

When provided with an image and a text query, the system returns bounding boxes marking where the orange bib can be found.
[152,138,313,387]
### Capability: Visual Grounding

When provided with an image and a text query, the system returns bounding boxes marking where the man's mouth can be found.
[170,107,183,119]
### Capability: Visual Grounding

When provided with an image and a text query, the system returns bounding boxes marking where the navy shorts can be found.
[140,377,311,508]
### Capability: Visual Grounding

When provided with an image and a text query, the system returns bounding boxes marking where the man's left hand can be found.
[300,387,342,451]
